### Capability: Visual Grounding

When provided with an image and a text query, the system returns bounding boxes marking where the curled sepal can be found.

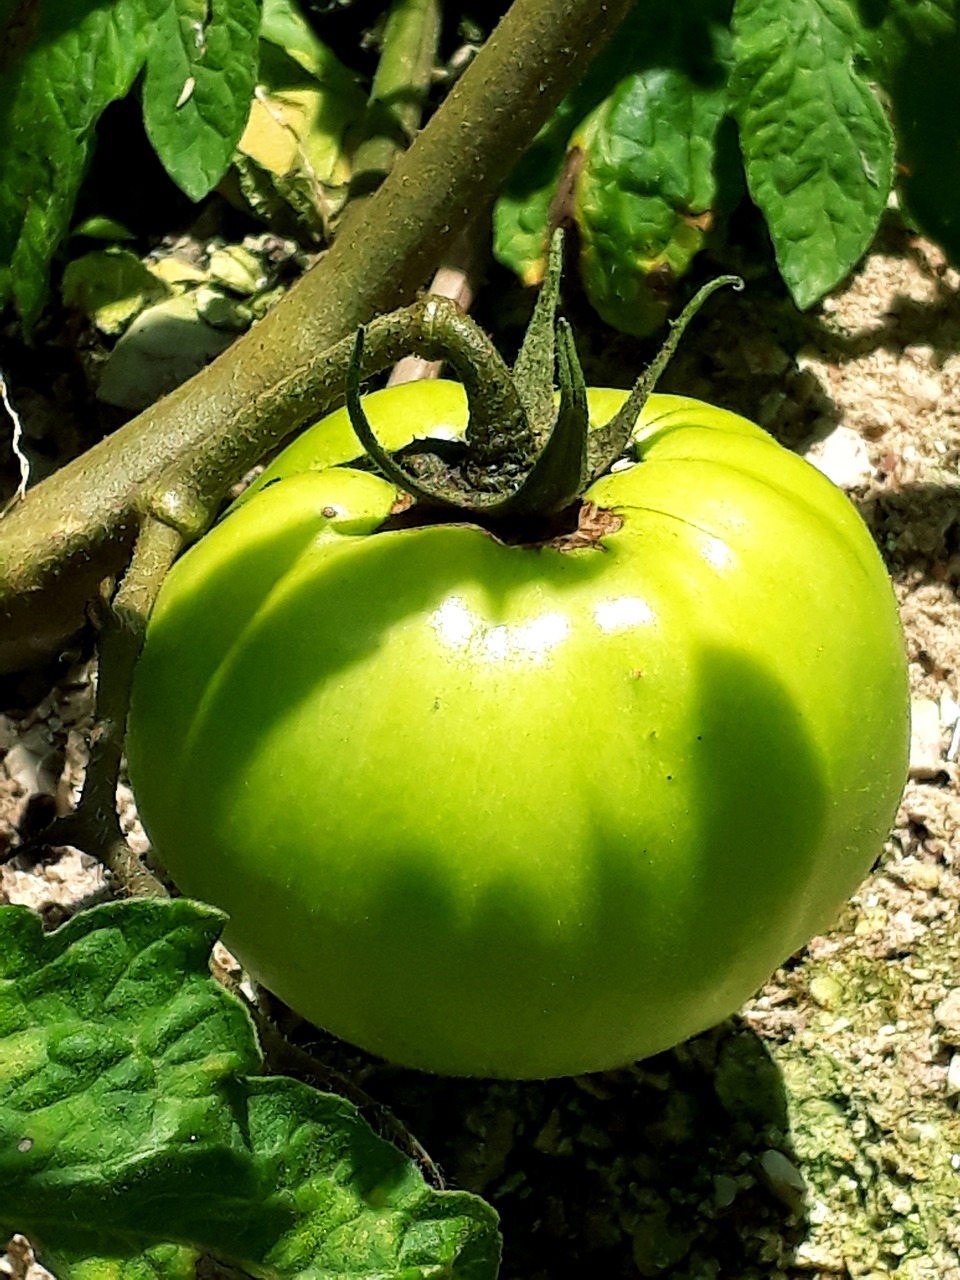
[587,274,744,481]
[504,317,589,516]
[345,329,461,509]
[411,297,531,474]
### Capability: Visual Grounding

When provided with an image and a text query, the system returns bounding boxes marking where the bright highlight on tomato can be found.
[127,380,909,1079]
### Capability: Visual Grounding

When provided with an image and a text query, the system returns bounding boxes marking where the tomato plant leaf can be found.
[141,0,262,202]
[731,0,895,309]
[886,26,960,261]
[0,0,262,327]
[855,0,960,264]
[492,102,591,289]
[493,0,735,334]
[853,0,956,79]
[40,1243,200,1280]
[0,899,501,1280]
[490,0,690,289]
[573,61,731,336]
[0,0,147,329]
[231,0,366,240]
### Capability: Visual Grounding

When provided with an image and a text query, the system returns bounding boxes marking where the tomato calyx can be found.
[346,231,742,531]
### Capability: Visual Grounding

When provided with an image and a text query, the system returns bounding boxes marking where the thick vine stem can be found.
[347,293,553,511]
[416,297,529,470]
[387,222,484,386]
[0,0,640,674]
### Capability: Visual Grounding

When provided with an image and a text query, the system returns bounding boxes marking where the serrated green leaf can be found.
[142,0,262,201]
[0,1,147,327]
[493,0,735,332]
[731,0,895,308]
[854,0,956,79]
[853,0,960,263]
[0,900,501,1280]
[574,60,731,336]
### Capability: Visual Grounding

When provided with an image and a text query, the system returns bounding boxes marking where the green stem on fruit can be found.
[346,329,455,508]
[348,262,742,523]
[587,274,744,480]
[347,296,545,510]
[347,227,593,518]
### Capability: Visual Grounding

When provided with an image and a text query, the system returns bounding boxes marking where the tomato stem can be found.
[507,317,589,515]
[346,262,743,524]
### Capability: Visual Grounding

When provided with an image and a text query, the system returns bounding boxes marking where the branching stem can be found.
[34,515,185,897]
[0,0,640,673]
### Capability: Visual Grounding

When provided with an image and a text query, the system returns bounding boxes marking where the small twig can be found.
[0,369,30,509]
[350,0,441,200]
[20,515,185,894]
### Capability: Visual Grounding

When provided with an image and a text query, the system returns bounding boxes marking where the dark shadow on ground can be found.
[283,1015,810,1280]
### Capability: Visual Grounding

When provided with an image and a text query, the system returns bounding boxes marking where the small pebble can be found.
[909,698,945,778]
[757,1149,806,1212]
[805,427,874,489]
[934,989,960,1042]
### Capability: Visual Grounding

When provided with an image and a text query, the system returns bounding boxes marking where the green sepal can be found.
[589,274,743,479]
[506,318,589,516]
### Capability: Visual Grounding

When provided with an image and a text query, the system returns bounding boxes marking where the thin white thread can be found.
[0,369,29,508]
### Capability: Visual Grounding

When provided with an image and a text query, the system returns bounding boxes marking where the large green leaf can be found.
[854,0,960,264]
[0,1,147,328]
[573,62,731,335]
[0,899,501,1280]
[731,0,895,309]
[493,0,735,334]
[142,0,262,202]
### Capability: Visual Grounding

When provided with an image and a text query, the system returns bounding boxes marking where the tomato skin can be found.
[127,383,909,1079]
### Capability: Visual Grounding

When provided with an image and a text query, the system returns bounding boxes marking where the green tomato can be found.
[127,381,909,1079]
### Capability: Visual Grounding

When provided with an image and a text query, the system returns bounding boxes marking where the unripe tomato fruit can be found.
[127,382,909,1079]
